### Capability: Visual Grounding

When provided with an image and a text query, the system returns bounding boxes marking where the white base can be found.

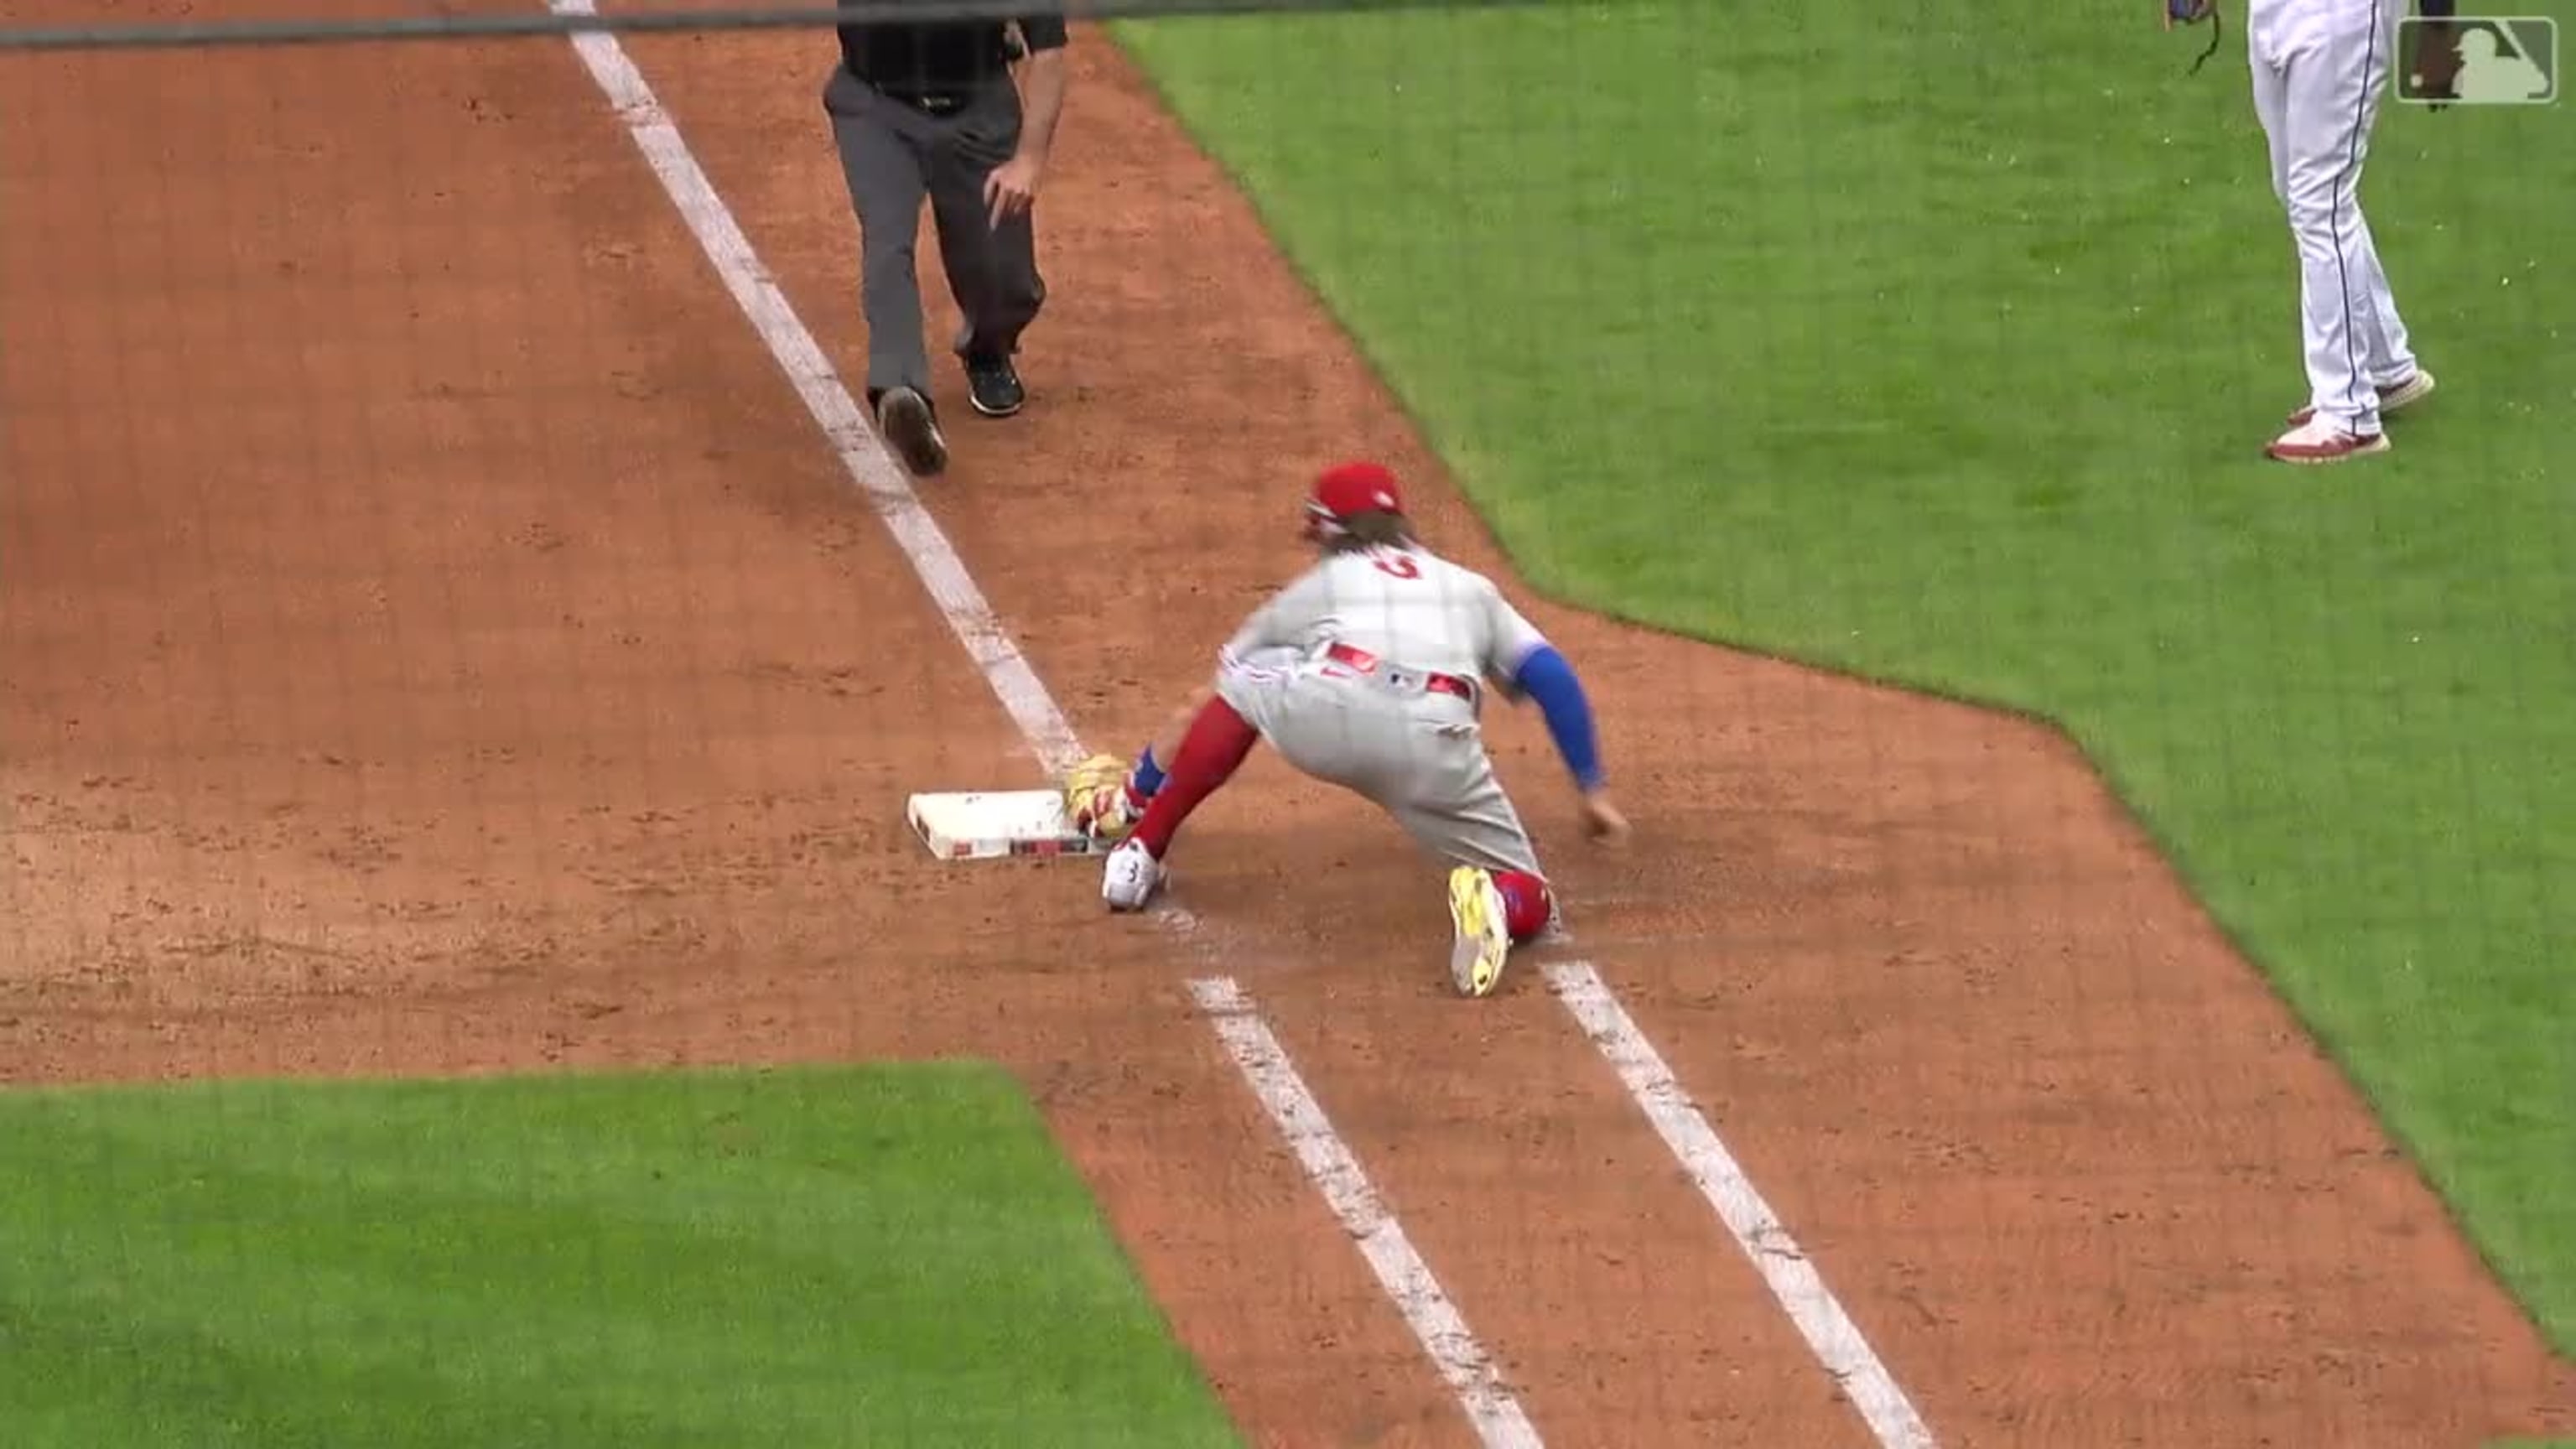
[906,788,1106,861]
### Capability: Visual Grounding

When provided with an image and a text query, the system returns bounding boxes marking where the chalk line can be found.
[548,8,1540,1441]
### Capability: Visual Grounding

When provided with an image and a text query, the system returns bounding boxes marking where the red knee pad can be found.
[1491,870,1553,943]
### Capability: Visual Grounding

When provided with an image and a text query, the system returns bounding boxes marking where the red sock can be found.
[1130,697,1259,859]
[1492,870,1553,943]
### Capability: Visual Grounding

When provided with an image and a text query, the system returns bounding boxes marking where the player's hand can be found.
[984,153,1044,229]
[1062,753,1137,843]
[2411,21,2460,111]
[1579,789,1631,848]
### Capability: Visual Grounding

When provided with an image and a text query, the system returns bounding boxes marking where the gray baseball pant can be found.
[1216,645,1546,879]
[821,65,1046,401]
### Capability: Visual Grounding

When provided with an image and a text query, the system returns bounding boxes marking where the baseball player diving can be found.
[1060,460,1632,999]
[2169,0,2443,461]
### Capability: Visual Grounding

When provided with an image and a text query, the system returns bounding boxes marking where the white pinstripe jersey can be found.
[1219,544,1551,689]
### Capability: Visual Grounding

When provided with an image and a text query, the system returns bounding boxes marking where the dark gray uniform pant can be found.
[822,64,1046,401]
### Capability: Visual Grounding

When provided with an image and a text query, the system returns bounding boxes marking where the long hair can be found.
[1322,509,1415,553]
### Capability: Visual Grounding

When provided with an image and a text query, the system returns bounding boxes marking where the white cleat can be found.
[1446,865,1513,998]
[2286,368,2435,427]
[2265,413,2390,465]
[1102,838,1165,912]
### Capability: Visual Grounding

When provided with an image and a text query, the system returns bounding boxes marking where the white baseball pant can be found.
[2246,0,2420,432]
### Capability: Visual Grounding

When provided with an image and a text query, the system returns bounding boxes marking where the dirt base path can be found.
[4,13,2568,1447]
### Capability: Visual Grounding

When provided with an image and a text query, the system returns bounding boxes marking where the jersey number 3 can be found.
[1372,554,1420,580]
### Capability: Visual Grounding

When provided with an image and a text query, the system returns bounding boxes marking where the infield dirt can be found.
[3,13,2569,1446]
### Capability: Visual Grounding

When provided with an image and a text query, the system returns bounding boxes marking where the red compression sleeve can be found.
[1129,696,1259,859]
[1492,870,1553,943]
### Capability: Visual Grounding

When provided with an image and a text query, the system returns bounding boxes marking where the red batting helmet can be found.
[1304,460,1406,539]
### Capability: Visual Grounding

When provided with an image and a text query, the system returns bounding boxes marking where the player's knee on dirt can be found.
[1491,870,1551,943]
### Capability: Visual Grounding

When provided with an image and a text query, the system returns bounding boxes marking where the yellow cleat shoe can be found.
[1446,865,1512,998]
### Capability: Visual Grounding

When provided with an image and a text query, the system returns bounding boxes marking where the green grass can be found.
[1115,1,2576,1351]
[0,1065,1239,1448]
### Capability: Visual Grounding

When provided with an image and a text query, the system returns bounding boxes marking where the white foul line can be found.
[1192,979,1542,1447]
[549,3,1081,777]
[1545,961,1938,1449]
[546,8,1541,1444]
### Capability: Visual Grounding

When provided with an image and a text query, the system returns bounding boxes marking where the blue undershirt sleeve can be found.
[1509,645,1604,792]
[1130,743,1166,799]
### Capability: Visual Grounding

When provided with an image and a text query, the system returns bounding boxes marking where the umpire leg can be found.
[925,78,1047,412]
[822,65,950,475]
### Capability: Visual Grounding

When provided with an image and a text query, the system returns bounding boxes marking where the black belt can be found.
[865,80,974,115]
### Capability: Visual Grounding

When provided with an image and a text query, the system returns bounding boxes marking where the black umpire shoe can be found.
[873,386,948,478]
[963,354,1025,418]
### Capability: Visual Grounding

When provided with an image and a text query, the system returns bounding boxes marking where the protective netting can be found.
[3,3,2568,1446]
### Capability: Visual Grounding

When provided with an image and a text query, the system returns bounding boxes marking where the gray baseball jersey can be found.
[1212,543,1551,878]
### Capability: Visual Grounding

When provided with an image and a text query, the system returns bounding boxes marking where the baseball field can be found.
[3,1,2569,1446]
